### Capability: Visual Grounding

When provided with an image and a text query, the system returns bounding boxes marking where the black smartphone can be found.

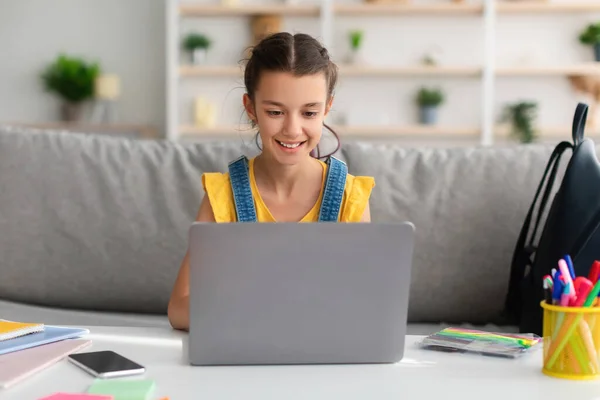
[67,350,145,378]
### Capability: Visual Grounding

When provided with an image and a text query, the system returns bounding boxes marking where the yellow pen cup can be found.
[541,300,600,380]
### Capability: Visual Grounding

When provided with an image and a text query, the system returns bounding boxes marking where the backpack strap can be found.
[228,156,257,222]
[572,102,588,146]
[318,156,348,222]
[505,140,573,320]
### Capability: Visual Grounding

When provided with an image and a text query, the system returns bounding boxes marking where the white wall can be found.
[0,0,166,134]
[177,0,600,143]
[495,11,600,129]
[1,0,599,142]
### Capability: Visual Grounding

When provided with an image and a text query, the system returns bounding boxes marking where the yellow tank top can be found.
[201,157,375,223]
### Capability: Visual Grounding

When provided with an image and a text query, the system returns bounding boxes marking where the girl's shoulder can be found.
[201,171,236,222]
[340,172,375,222]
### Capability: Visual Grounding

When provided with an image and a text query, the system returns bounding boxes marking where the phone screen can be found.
[68,350,144,376]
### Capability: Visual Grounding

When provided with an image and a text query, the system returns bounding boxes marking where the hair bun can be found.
[320,47,329,59]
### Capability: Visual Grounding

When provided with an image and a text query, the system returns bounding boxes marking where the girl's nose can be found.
[282,115,302,137]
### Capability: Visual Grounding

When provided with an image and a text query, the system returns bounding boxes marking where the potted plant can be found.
[416,87,444,125]
[40,54,101,122]
[183,33,212,65]
[579,22,600,62]
[348,30,364,64]
[501,101,538,143]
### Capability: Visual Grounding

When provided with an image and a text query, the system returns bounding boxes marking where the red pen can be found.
[589,261,600,284]
[574,278,594,307]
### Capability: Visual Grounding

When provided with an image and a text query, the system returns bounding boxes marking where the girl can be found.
[168,32,375,330]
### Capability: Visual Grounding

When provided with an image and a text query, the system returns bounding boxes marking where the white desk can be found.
[3,326,600,400]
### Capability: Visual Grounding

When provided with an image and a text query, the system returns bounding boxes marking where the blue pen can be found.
[565,255,576,279]
[552,271,564,304]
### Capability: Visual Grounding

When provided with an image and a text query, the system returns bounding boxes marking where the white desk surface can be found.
[3,326,600,400]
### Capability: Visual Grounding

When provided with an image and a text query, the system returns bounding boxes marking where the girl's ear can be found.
[325,95,334,116]
[243,94,257,123]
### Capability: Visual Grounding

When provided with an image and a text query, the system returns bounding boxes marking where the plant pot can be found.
[595,43,600,62]
[192,48,208,65]
[61,102,83,122]
[419,106,438,125]
[347,48,364,65]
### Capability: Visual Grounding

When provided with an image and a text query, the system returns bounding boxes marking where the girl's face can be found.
[244,71,332,165]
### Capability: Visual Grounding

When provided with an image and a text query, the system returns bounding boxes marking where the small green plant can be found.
[501,101,538,144]
[182,33,212,52]
[579,23,600,46]
[40,54,101,103]
[349,30,363,51]
[416,87,444,107]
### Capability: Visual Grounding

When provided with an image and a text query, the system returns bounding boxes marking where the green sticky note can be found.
[87,379,155,400]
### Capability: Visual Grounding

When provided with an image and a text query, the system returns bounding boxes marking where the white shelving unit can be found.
[166,0,600,145]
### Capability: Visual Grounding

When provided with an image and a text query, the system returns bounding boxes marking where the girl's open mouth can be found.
[275,140,306,151]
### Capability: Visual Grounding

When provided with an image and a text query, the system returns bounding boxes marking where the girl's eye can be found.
[267,110,282,116]
[304,111,318,117]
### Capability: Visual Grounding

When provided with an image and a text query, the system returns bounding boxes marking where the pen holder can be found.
[541,300,600,380]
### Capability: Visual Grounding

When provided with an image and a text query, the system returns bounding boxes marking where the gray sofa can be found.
[0,125,568,335]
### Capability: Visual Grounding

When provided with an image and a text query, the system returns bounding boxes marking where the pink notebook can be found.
[40,394,113,400]
[0,338,91,389]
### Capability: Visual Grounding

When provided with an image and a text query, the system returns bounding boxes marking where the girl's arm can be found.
[360,201,371,222]
[167,195,216,331]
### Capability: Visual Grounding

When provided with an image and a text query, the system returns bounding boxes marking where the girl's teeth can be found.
[279,141,300,148]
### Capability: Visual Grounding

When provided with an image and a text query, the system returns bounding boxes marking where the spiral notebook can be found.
[0,320,44,341]
[0,325,89,356]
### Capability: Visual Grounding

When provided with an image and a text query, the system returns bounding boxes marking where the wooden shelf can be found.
[179,124,479,138]
[497,2,600,13]
[338,65,481,77]
[495,125,600,138]
[179,65,482,78]
[179,4,320,17]
[331,125,479,137]
[497,64,600,76]
[179,65,242,77]
[180,125,255,136]
[334,3,483,15]
[5,122,158,138]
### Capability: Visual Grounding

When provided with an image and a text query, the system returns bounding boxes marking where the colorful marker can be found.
[565,255,576,279]
[589,261,600,284]
[558,259,575,300]
[573,278,594,307]
[560,282,571,306]
[543,275,554,290]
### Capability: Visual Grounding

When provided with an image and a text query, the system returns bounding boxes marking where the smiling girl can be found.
[168,32,375,330]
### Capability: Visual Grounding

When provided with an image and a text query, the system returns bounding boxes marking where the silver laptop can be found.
[188,222,415,366]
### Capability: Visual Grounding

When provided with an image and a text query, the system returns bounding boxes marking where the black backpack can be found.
[505,102,600,335]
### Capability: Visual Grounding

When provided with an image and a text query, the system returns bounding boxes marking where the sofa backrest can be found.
[0,126,259,315]
[341,141,566,324]
[0,125,582,324]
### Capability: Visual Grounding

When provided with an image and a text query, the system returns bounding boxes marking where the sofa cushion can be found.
[0,299,169,328]
[0,299,516,336]
[0,124,591,326]
[0,126,260,314]
[340,141,571,325]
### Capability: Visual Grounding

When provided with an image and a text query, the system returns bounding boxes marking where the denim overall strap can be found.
[228,156,257,222]
[318,156,348,222]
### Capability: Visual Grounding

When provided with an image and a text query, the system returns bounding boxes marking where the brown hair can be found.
[242,32,340,159]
